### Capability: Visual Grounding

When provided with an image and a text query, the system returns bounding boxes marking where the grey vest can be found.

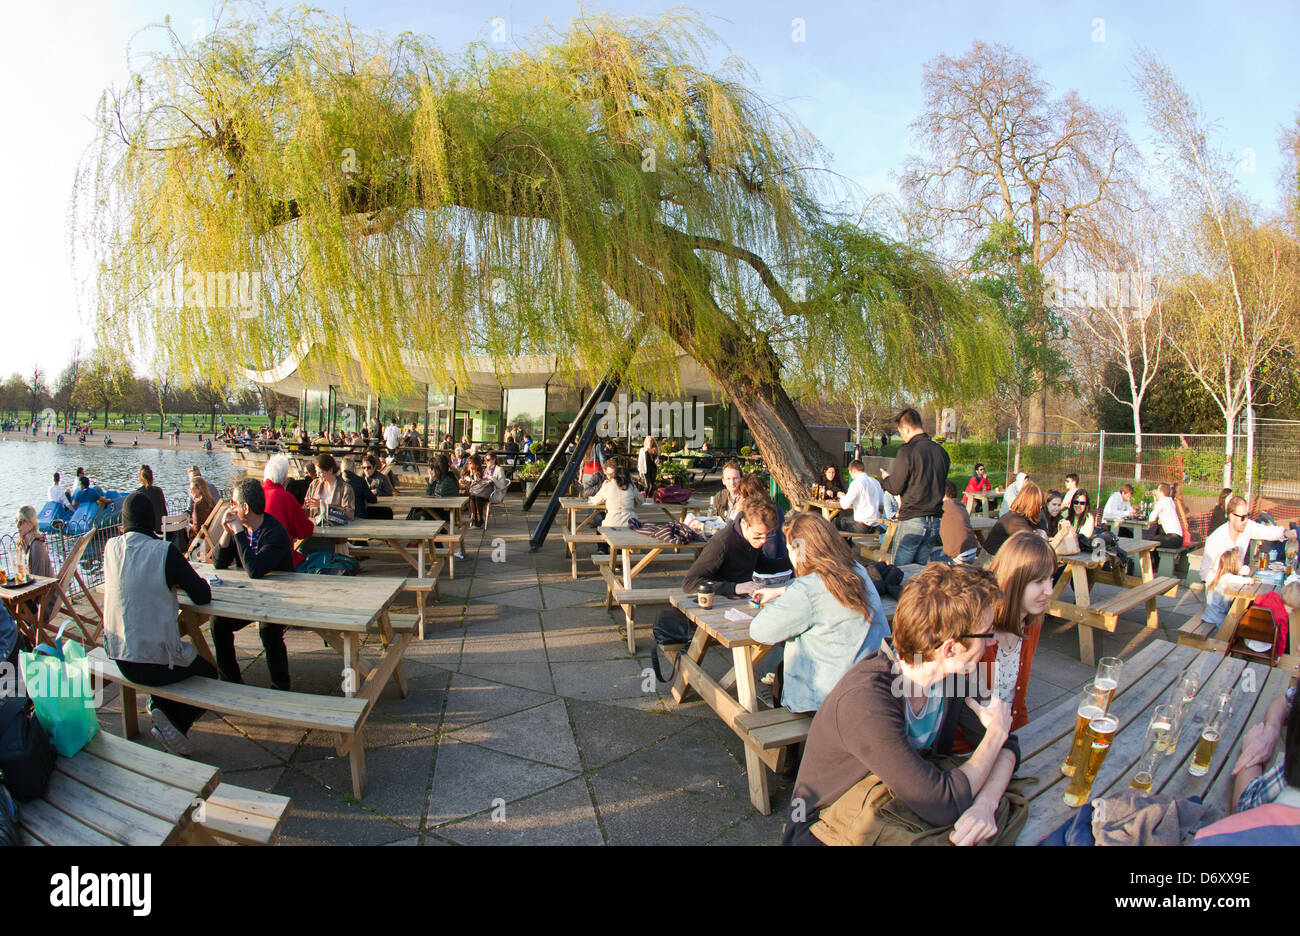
[103,532,192,667]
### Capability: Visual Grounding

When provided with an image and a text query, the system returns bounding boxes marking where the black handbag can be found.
[0,697,56,801]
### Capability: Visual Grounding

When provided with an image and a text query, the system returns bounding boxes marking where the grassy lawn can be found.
[52,412,275,434]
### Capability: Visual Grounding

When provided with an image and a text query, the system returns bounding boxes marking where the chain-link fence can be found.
[1001,430,1263,512]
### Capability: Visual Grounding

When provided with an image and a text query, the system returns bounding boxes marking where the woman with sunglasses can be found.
[1066,489,1095,538]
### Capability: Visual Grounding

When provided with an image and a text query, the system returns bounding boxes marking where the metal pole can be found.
[524,377,612,512]
[528,379,618,552]
[1004,430,1011,487]
[1096,430,1106,501]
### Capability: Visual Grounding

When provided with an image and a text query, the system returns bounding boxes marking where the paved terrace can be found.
[93,499,1205,846]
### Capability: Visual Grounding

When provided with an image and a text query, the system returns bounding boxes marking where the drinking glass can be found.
[1130,705,1176,791]
[1165,669,1200,756]
[1064,713,1120,807]
[1061,682,1111,778]
[1094,657,1123,710]
[1188,691,1232,777]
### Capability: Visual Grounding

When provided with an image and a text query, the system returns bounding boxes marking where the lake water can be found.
[0,438,241,525]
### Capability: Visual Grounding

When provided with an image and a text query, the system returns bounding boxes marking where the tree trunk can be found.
[1131,405,1143,483]
[1223,412,1235,490]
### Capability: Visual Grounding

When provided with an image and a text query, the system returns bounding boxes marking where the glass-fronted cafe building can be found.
[248,345,759,451]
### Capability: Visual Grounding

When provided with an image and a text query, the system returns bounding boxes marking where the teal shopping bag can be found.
[19,623,100,757]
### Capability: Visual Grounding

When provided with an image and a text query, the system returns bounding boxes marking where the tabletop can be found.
[381,495,469,511]
[560,496,713,511]
[599,526,713,550]
[0,573,58,602]
[669,594,765,648]
[1057,537,1160,568]
[304,518,446,539]
[1015,639,1291,843]
[180,564,405,633]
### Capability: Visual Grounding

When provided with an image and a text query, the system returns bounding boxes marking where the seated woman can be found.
[102,493,214,756]
[482,452,510,510]
[956,532,1053,753]
[821,464,847,498]
[782,563,1018,846]
[462,454,491,528]
[1042,490,1065,538]
[304,453,355,525]
[588,457,644,528]
[982,481,1047,555]
[15,505,57,623]
[749,512,890,714]
[1065,489,1095,539]
[187,479,217,561]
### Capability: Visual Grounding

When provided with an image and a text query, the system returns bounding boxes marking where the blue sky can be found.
[1,0,1295,382]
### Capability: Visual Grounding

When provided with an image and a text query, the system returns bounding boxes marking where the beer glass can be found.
[1095,657,1123,710]
[1188,691,1232,778]
[1062,682,1111,777]
[1165,670,1200,756]
[1064,713,1120,807]
[1130,705,1175,791]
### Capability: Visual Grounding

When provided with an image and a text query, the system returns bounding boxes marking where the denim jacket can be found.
[749,565,891,714]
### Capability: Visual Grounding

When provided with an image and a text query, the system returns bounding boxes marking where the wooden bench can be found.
[18,731,220,846]
[735,707,812,752]
[430,533,466,578]
[1155,543,1200,578]
[401,575,442,639]
[562,531,607,579]
[88,648,372,798]
[1049,574,1180,665]
[200,783,293,845]
[1176,608,1216,649]
[609,585,683,652]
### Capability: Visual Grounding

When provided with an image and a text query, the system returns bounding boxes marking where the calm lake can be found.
[0,438,241,527]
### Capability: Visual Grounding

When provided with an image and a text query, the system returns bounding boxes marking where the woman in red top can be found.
[954,531,1052,753]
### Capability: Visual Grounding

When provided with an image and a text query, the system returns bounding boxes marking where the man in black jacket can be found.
[212,477,297,691]
[653,501,780,649]
[880,408,950,566]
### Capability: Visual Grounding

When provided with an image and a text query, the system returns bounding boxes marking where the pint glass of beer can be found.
[1061,682,1111,778]
[1188,691,1232,778]
[1064,714,1119,806]
[1095,657,1123,710]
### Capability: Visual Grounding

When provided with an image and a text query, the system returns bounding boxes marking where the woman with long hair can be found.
[637,435,660,494]
[749,512,890,714]
[1066,488,1095,538]
[1171,482,1192,549]
[1211,487,1233,531]
[135,464,167,534]
[1043,490,1065,538]
[982,481,1047,555]
[463,454,489,527]
[955,531,1052,753]
[821,464,847,499]
[588,456,644,528]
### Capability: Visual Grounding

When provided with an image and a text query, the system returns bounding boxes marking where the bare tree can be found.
[1062,195,1168,479]
[901,41,1133,434]
[1135,50,1300,493]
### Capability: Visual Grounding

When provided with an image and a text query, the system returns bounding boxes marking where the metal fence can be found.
[0,522,123,603]
[993,423,1300,511]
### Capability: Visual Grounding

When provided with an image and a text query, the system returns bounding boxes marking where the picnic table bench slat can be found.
[42,771,179,846]
[18,798,124,847]
[56,748,200,827]
[82,730,218,797]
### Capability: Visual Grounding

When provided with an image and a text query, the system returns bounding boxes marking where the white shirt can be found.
[1200,519,1287,581]
[840,474,884,526]
[1149,496,1182,537]
[1000,479,1024,516]
[48,483,68,505]
[384,425,402,451]
[1102,492,1134,522]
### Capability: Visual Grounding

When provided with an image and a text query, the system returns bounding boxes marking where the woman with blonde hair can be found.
[637,435,660,494]
[983,480,1047,555]
[749,512,890,714]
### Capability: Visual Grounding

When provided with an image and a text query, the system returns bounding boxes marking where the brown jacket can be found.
[304,477,355,524]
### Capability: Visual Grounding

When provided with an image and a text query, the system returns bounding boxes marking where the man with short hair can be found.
[880,408,949,566]
[212,477,297,691]
[383,418,402,456]
[838,460,885,534]
[70,475,105,506]
[1199,495,1297,626]
[47,472,70,508]
[938,481,980,564]
[1101,483,1136,524]
[711,460,744,519]
[1063,473,1080,503]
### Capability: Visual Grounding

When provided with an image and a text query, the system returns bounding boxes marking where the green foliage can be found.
[1093,358,1222,434]
[969,220,1070,419]
[528,441,542,456]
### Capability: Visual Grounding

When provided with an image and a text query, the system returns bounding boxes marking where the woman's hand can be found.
[950,799,998,846]
[751,586,786,605]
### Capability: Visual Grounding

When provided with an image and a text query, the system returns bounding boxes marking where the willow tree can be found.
[79,6,997,500]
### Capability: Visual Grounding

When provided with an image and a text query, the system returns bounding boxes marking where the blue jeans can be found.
[892,516,941,566]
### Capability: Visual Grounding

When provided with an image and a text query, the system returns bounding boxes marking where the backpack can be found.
[297,551,361,576]
[0,782,17,846]
[0,697,56,801]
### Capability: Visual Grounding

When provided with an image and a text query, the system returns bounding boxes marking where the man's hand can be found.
[1231,722,1280,776]
[950,798,998,846]
[733,581,757,596]
[967,696,1011,738]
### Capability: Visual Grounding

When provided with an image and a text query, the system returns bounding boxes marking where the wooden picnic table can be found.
[1014,640,1292,844]
[966,490,1003,517]
[792,497,847,522]
[178,564,409,705]
[1047,539,1176,666]
[381,495,469,534]
[18,731,221,846]
[302,518,445,578]
[560,496,713,533]
[0,573,64,646]
[598,525,711,593]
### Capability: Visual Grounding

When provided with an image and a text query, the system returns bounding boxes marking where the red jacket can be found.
[1250,591,1290,657]
[953,619,1042,755]
[262,480,314,569]
[964,475,992,494]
